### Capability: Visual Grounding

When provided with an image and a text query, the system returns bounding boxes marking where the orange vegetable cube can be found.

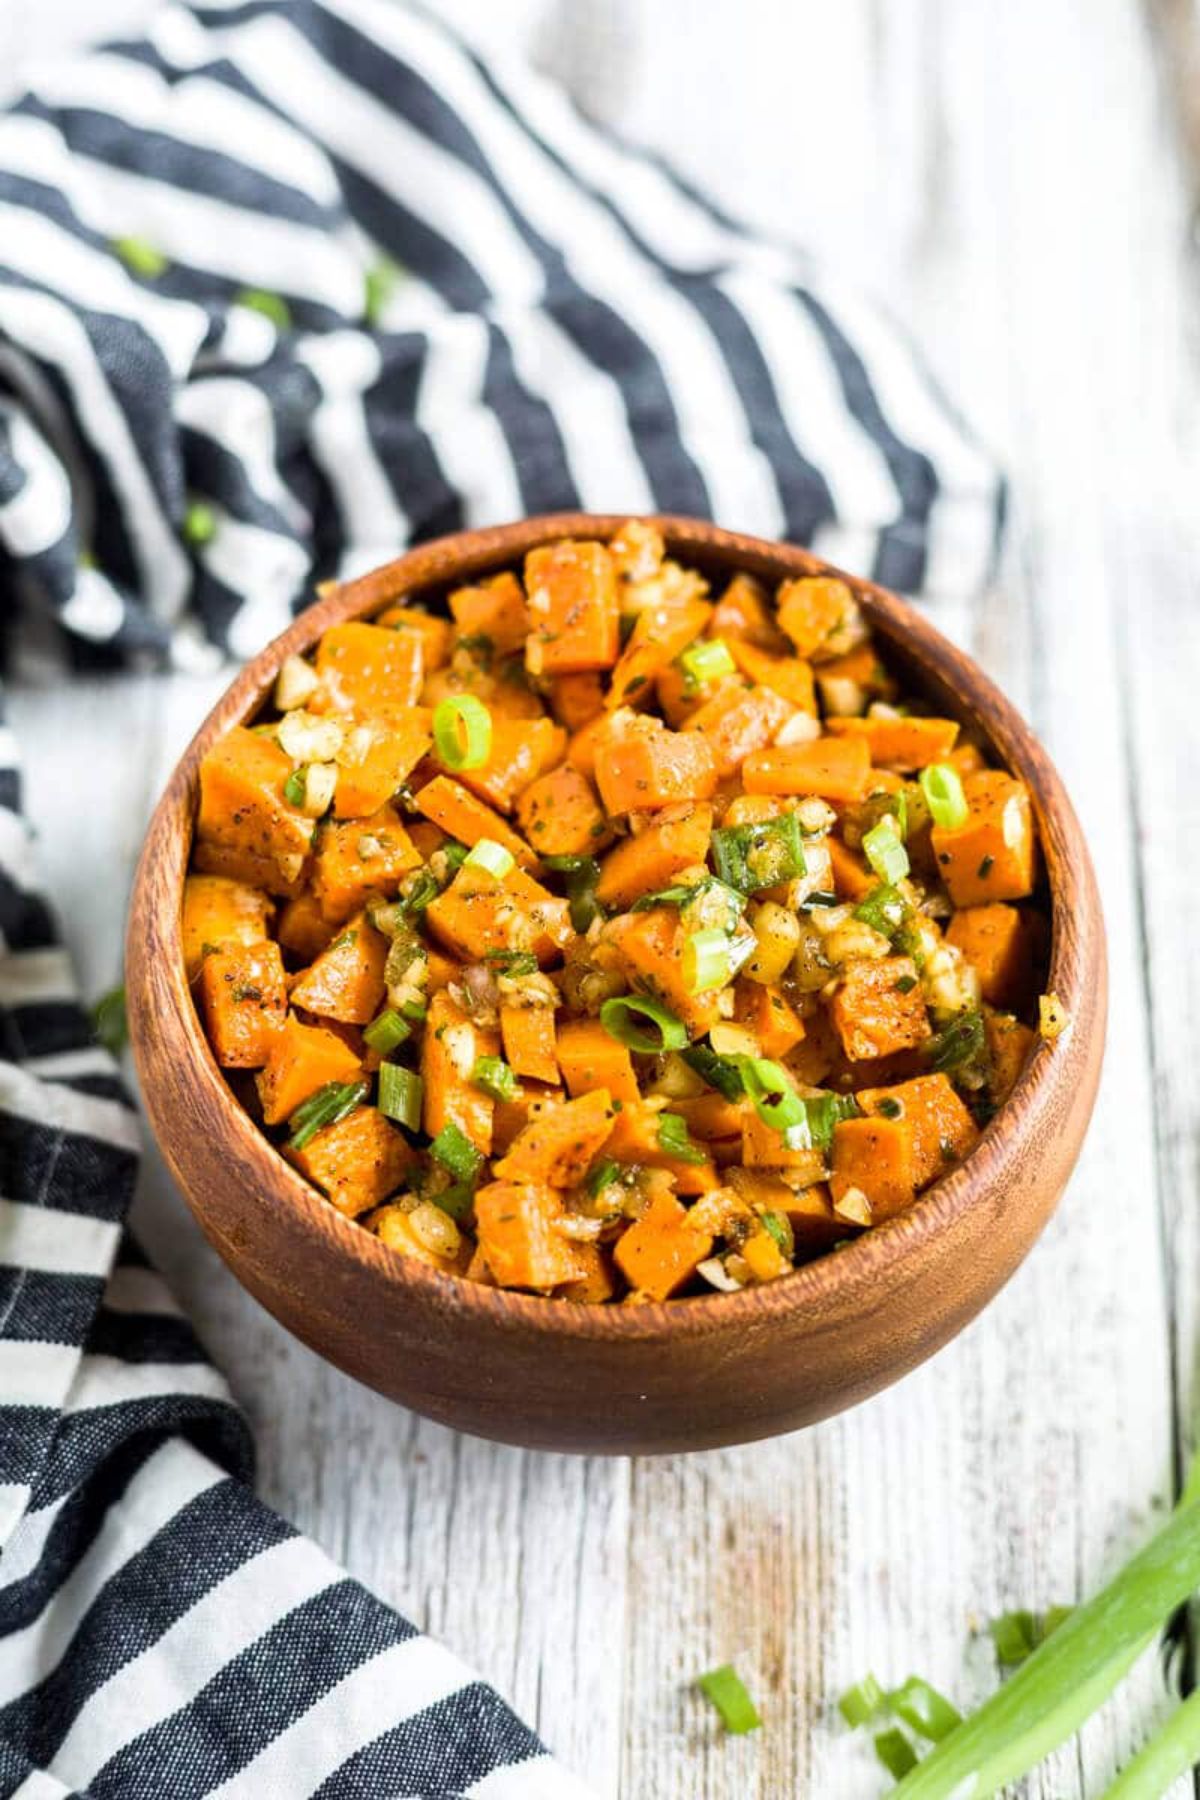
[289,1106,411,1216]
[774,1179,853,1251]
[289,910,388,1024]
[524,539,620,675]
[500,1003,559,1086]
[421,988,499,1155]
[734,981,805,1059]
[776,575,862,661]
[493,1088,617,1186]
[726,638,817,712]
[606,597,713,710]
[708,572,784,649]
[594,805,713,909]
[606,907,722,1036]
[825,714,959,771]
[492,1083,563,1156]
[673,1092,747,1142]
[310,804,422,922]
[548,671,606,731]
[742,734,871,803]
[372,605,453,670]
[449,571,530,655]
[456,715,566,814]
[425,863,571,966]
[683,683,792,778]
[603,1099,719,1194]
[333,709,432,818]
[830,1116,918,1220]
[856,1073,980,1187]
[612,1190,713,1299]
[558,1241,618,1304]
[949,741,988,777]
[316,621,423,713]
[276,891,336,964]
[555,1016,640,1104]
[595,722,717,813]
[182,874,273,982]
[256,1012,364,1124]
[740,1107,827,1177]
[816,643,895,705]
[827,836,877,901]
[930,771,1036,906]
[474,1182,587,1289]
[829,955,931,1061]
[195,726,315,895]
[196,940,286,1067]
[413,774,540,872]
[516,764,607,857]
[945,903,1043,1009]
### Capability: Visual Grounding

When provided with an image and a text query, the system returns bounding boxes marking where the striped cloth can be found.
[0,2,1003,1794]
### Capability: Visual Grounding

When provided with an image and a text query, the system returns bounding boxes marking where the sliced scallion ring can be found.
[462,837,514,879]
[920,761,969,830]
[433,694,492,771]
[377,1063,423,1131]
[862,817,910,885]
[600,994,688,1054]
[738,1056,805,1135]
[682,927,735,994]
[678,637,736,692]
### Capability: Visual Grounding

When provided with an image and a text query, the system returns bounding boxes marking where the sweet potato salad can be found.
[186,523,1049,1303]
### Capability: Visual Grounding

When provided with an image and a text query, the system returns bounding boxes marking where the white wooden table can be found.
[6,2,1200,1793]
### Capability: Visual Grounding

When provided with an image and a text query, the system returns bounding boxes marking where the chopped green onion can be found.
[429,1121,484,1181]
[112,235,168,278]
[586,1157,621,1198]
[92,985,128,1056]
[799,889,840,911]
[363,1008,411,1054]
[287,1078,370,1151]
[761,1210,793,1254]
[631,883,699,911]
[485,949,540,975]
[738,1057,805,1136]
[236,286,292,330]
[1097,1684,1200,1798]
[695,1663,761,1735]
[678,636,736,693]
[875,1727,919,1779]
[889,1676,962,1743]
[600,994,688,1054]
[443,842,469,874]
[927,1008,985,1074]
[863,817,910,885]
[433,694,492,772]
[463,838,514,880]
[364,254,403,324]
[377,1063,423,1131]
[472,1055,518,1103]
[838,1673,886,1728]
[656,1112,707,1165]
[798,1092,861,1151]
[432,1181,475,1222]
[543,853,603,933]
[401,998,427,1022]
[681,1043,746,1101]
[183,499,217,547]
[398,869,441,914]
[854,882,909,938]
[711,814,807,895]
[988,1610,1039,1667]
[283,768,306,807]
[920,762,969,830]
[682,927,735,995]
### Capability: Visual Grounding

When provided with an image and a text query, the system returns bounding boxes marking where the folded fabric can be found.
[0,1,1004,1793]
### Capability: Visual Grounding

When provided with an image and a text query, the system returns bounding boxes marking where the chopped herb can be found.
[838,1674,886,1727]
[889,1675,962,1743]
[600,994,688,1054]
[231,983,262,1003]
[287,1078,370,1151]
[678,636,736,695]
[543,854,602,933]
[377,1063,423,1131]
[711,813,807,895]
[681,1043,745,1101]
[894,973,918,994]
[761,1211,793,1254]
[920,762,969,830]
[363,1009,411,1054]
[485,949,539,975]
[283,768,306,807]
[927,1008,985,1074]
[854,882,909,938]
[472,1056,519,1103]
[874,1726,919,1779]
[631,883,699,911]
[586,1157,621,1198]
[977,853,995,878]
[429,1121,484,1181]
[696,1663,761,1735]
[656,1112,707,1165]
[876,1096,903,1120]
[92,985,128,1055]
[432,1181,474,1222]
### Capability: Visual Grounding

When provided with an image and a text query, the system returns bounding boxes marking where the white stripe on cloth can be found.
[293,330,409,571]
[466,1757,599,1800]
[0,1060,140,1153]
[203,1636,477,1799]
[0,1483,34,1557]
[0,1439,224,1707]
[9,1768,75,1800]
[0,944,77,1008]
[0,1490,70,1593]
[174,378,311,534]
[194,512,312,661]
[415,312,523,528]
[0,403,72,558]
[49,1526,354,1786]
[0,1198,120,1280]
[63,1354,232,1416]
[0,1342,80,1409]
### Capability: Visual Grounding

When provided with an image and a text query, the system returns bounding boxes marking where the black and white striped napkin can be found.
[0,2,1003,1793]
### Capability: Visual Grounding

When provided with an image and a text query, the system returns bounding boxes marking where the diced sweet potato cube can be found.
[197,940,286,1067]
[515,764,607,857]
[825,714,959,770]
[606,907,722,1036]
[931,771,1037,906]
[558,1241,619,1304]
[856,1073,980,1187]
[740,1108,828,1177]
[830,1116,917,1221]
[425,863,571,967]
[595,723,717,813]
[827,836,877,901]
[182,874,273,982]
[777,1179,853,1251]
[548,671,607,731]
[457,716,566,814]
[256,1013,364,1124]
[310,804,422,922]
[816,643,894,705]
[726,638,817,712]
[421,987,499,1156]
[613,1190,713,1299]
[474,1182,587,1290]
[683,683,792,778]
[333,709,432,818]
[276,891,336,963]
[673,1092,747,1142]
[494,1088,617,1186]
[984,1007,1035,1106]
[196,726,315,896]
[449,571,530,654]
[372,606,453,670]
[289,909,388,1024]
[945,903,1043,1009]
[492,1083,563,1156]
[776,576,863,661]
[604,1099,720,1194]
[525,540,620,675]
[734,981,805,1059]
[289,1106,411,1216]
[595,805,712,908]
[709,572,784,650]
[742,735,871,803]
[606,598,713,711]
[556,1016,640,1105]
[828,955,931,1061]
[316,621,423,713]
[500,1003,559,1086]
[413,775,540,872]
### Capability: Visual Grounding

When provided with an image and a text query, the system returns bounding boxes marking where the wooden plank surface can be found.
[6,1,1200,1794]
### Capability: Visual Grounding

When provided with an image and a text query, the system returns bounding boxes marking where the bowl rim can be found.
[128,512,1098,1346]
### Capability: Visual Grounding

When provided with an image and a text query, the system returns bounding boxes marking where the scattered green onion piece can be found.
[432,1181,475,1222]
[433,694,493,772]
[485,949,539,975]
[920,762,969,831]
[681,1044,746,1101]
[761,1211,793,1254]
[443,842,469,874]
[463,837,514,880]
[838,1673,886,1728]
[377,1063,423,1131]
[800,1092,861,1152]
[656,1112,707,1165]
[287,1078,370,1151]
[863,817,910,885]
[543,854,603,933]
[183,499,217,547]
[927,1008,985,1075]
[364,254,403,325]
[799,889,840,911]
[400,997,427,1022]
[600,994,688,1054]
[875,1727,920,1779]
[1098,1684,1200,1798]
[92,985,128,1056]
[363,1008,411,1054]
[429,1121,484,1181]
[695,1663,761,1735]
[854,882,909,938]
[112,235,168,278]
[631,883,699,911]
[236,286,293,330]
[682,927,734,995]
[283,768,306,807]
[711,814,807,895]
[738,1057,805,1135]
[472,1055,518,1103]
[398,870,440,914]
[988,1610,1039,1668]
[890,1676,962,1744]
[678,636,736,693]
[586,1157,621,1199]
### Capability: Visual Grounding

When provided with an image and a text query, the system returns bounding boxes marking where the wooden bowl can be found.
[126,516,1105,1455]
